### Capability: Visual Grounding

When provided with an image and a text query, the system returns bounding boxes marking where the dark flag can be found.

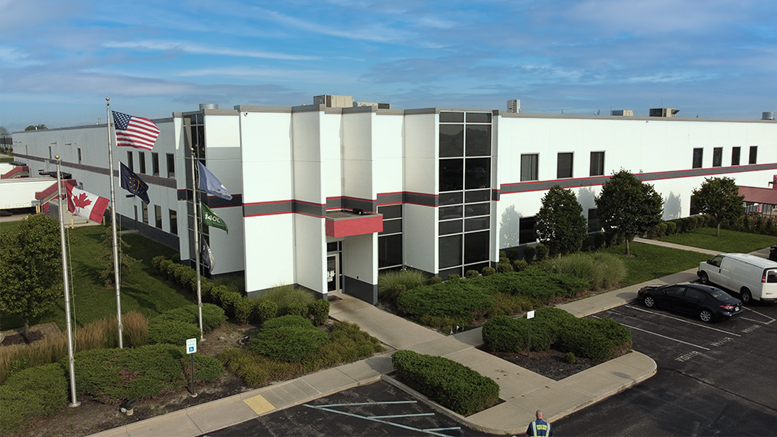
[120,162,150,204]
[201,240,215,274]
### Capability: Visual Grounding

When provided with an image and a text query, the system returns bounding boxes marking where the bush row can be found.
[152,256,330,326]
[391,350,500,416]
[646,214,713,238]
[482,308,632,361]
[220,321,384,388]
[719,214,777,236]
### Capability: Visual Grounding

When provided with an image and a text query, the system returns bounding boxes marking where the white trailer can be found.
[0,177,57,210]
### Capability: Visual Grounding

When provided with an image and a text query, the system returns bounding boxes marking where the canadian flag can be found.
[65,183,110,223]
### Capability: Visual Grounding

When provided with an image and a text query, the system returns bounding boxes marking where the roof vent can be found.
[199,103,218,110]
[507,99,521,113]
[762,111,775,120]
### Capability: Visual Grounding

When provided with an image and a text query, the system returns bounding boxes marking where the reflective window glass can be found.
[439,235,462,269]
[465,158,490,189]
[380,220,402,235]
[464,231,489,264]
[465,190,490,203]
[440,112,464,122]
[440,205,463,220]
[439,124,464,157]
[439,220,462,235]
[465,217,489,231]
[557,153,573,179]
[439,159,463,192]
[465,202,490,217]
[379,235,403,268]
[466,125,491,156]
[466,112,492,123]
[379,204,402,219]
[439,192,463,206]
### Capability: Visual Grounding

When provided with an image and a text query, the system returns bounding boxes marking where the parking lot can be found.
[556,297,777,436]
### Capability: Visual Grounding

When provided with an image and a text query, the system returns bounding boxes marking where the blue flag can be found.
[120,162,150,204]
[198,162,232,201]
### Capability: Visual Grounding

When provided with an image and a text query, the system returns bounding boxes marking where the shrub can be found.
[192,355,223,382]
[592,233,605,250]
[256,285,316,316]
[512,260,528,272]
[482,308,578,353]
[378,270,426,302]
[308,299,330,325]
[210,285,229,306]
[287,301,308,317]
[535,244,549,261]
[253,299,278,324]
[152,255,165,270]
[665,221,677,235]
[565,352,576,364]
[149,318,202,346]
[396,282,493,328]
[497,261,514,273]
[488,292,532,317]
[75,344,194,401]
[0,363,68,433]
[427,276,443,285]
[538,252,626,290]
[581,235,594,251]
[506,249,521,261]
[253,316,328,361]
[523,246,536,263]
[220,291,242,318]
[233,297,254,325]
[481,267,496,276]
[465,269,480,278]
[391,350,499,416]
[157,304,226,334]
[557,317,632,361]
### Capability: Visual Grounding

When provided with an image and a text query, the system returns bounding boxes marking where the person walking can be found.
[526,409,552,436]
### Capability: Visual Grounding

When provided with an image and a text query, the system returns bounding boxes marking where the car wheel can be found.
[643,296,656,308]
[699,309,713,323]
[741,289,752,304]
[699,272,710,285]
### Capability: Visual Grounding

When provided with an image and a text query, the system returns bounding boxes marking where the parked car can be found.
[697,253,777,304]
[637,282,743,322]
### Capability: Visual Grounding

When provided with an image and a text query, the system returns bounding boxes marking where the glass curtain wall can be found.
[438,112,492,278]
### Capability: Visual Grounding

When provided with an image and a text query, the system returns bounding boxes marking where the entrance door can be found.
[327,253,340,292]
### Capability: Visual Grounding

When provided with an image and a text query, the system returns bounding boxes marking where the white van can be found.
[698,253,777,304]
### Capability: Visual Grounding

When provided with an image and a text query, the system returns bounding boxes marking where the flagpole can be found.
[56,155,80,407]
[106,98,123,348]
[190,146,204,339]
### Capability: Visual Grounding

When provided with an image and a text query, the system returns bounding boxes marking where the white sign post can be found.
[186,338,197,396]
[526,311,535,359]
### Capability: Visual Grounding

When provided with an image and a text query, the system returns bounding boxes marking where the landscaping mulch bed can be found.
[483,347,599,381]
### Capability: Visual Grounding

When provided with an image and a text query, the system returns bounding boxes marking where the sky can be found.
[1,0,776,132]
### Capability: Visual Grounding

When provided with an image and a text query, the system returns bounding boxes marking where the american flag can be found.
[113,111,160,150]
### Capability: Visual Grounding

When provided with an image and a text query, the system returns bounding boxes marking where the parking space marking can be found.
[304,402,461,437]
[742,324,762,333]
[741,307,776,325]
[619,323,711,350]
[710,337,734,347]
[676,351,703,362]
[623,305,741,337]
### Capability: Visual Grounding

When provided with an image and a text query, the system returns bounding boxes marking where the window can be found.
[78,148,82,164]
[154,205,162,228]
[167,153,175,178]
[465,125,491,156]
[520,154,539,181]
[439,159,463,192]
[692,148,703,169]
[557,153,573,179]
[138,152,146,174]
[378,204,403,270]
[141,203,148,224]
[731,147,741,166]
[464,231,489,264]
[587,209,600,233]
[465,158,490,189]
[127,151,134,171]
[152,153,159,176]
[712,147,722,167]
[169,209,177,235]
[519,216,537,244]
[439,234,462,269]
[439,124,463,157]
[589,152,604,176]
[749,146,758,164]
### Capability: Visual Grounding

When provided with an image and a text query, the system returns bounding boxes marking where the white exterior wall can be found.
[342,111,374,202]
[343,233,377,285]
[373,113,405,196]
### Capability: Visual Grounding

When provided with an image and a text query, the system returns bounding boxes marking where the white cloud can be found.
[103,40,319,61]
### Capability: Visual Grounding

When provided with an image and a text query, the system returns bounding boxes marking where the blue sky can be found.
[1,0,776,131]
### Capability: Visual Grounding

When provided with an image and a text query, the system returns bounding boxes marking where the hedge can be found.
[391,350,499,416]
[74,344,222,402]
[149,318,202,346]
[157,304,226,334]
[0,363,68,433]
[252,315,328,361]
[482,308,631,361]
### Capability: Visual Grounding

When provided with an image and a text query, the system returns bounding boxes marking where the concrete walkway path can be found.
[95,238,758,437]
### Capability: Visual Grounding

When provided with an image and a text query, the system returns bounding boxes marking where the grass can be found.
[0,223,191,331]
[601,242,710,286]
[659,227,777,254]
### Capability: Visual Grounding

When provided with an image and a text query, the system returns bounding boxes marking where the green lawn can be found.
[659,227,777,254]
[602,242,710,286]
[1,223,192,331]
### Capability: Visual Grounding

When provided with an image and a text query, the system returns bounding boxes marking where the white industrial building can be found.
[13,97,777,304]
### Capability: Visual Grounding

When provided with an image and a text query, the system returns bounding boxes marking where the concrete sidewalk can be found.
[94,238,741,437]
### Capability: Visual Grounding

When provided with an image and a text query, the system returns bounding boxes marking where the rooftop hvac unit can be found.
[610,110,634,116]
[507,99,520,113]
[313,95,354,108]
[649,108,680,117]
[762,111,775,120]
[199,103,218,110]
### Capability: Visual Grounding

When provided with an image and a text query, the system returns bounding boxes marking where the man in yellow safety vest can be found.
[526,409,552,436]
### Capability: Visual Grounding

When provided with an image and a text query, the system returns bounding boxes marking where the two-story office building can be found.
[14,98,777,304]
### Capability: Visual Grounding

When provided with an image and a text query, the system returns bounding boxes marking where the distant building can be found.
[14,100,777,304]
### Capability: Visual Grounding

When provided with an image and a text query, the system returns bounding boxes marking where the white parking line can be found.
[624,305,742,337]
[742,307,776,325]
[619,323,711,350]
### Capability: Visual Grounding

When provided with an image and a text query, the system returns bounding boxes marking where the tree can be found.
[0,126,8,134]
[0,214,63,340]
[24,124,47,131]
[535,185,587,256]
[692,177,744,237]
[98,226,138,286]
[595,170,664,255]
